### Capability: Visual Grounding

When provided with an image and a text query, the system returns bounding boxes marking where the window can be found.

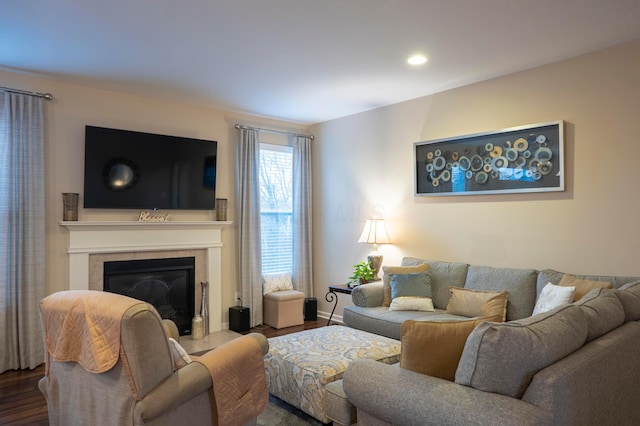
[259,143,293,275]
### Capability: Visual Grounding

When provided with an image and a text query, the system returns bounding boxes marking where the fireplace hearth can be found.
[104,257,195,335]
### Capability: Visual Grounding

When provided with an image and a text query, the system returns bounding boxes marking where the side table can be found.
[325,284,353,325]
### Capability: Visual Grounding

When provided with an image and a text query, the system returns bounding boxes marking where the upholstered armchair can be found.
[39,290,269,426]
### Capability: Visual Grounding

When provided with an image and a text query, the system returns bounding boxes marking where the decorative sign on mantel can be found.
[138,211,171,222]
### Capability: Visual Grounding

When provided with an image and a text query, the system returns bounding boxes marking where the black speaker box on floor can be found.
[229,306,250,333]
[304,297,317,321]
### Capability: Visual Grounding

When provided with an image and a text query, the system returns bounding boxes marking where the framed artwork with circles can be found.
[414,121,564,196]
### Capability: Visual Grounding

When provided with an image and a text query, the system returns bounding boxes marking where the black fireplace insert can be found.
[103,257,195,335]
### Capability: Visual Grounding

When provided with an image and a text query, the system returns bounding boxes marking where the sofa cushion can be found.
[532,282,575,315]
[617,280,640,322]
[389,296,434,312]
[401,258,469,309]
[455,304,588,398]
[324,380,356,426]
[446,287,508,321]
[382,263,430,307]
[400,316,500,381]
[574,288,625,342]
[389,271,431,299]
[559,274,611,301]
[464,265,538,320]
[537,269,640,294]
[343,306,441,340]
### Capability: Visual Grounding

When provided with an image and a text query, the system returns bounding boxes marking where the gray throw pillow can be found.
[390,272,431,300]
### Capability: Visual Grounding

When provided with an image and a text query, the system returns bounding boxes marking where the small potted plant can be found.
[349,261,374,287]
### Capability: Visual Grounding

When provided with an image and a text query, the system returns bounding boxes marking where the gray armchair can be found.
[39,290,268,426]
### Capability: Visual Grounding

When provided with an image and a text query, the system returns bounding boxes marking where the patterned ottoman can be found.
[264,325,400,423]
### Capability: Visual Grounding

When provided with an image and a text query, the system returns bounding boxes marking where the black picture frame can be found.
[414,121,564,196]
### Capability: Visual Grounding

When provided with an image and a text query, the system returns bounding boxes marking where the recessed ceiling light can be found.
[407,54,427,65]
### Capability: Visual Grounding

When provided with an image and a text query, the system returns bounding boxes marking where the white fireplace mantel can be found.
[61,220,231,333]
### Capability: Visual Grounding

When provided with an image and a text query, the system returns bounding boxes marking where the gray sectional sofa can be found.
[343,257,638,339]
[337,257,640,425]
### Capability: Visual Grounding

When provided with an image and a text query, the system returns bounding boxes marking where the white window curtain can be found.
[0,92,46,373]
[235,127,263,327]
[292,136,313,296]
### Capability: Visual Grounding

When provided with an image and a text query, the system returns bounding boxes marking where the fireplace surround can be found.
[61,221,230,333]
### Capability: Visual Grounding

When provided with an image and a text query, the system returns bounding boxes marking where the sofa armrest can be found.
[134,361,213,423]
[162,319,180,340]
[246,332,269,355]
[351,282,384,307]
[343,359,552,426]
[135,333,269,423]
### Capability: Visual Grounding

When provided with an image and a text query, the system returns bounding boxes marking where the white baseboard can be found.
[317,310,343,324]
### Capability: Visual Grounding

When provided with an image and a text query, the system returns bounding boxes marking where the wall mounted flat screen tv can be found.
[84,126,217,210]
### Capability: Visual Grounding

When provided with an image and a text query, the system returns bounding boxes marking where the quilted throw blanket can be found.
[194,335,268,426]
[40,290,141,373]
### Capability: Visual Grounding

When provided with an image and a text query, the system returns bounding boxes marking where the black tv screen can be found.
[84,126,217,210]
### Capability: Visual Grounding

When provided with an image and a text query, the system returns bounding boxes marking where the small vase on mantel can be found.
[200,282,209,336]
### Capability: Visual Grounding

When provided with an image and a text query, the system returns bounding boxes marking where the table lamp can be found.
[358,218,391,281]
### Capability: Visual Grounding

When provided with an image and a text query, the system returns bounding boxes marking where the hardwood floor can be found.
[0,366,48,425]
[0,319,327,425]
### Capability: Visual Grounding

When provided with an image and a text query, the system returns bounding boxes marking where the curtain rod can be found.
[0,86,53,100]
[234,124,314,140]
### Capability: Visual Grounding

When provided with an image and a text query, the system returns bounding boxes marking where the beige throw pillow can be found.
[446,287,509,321]
[400,316,501,381]
[559,274,611,301]
[389,296,434,312]
[382,263,430,307]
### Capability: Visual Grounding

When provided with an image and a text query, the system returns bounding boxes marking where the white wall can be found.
[0,69,307,325]
[310,39,640,315]
[5,38,640,323]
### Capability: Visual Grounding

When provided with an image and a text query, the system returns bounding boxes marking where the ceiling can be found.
[2,0,640,125]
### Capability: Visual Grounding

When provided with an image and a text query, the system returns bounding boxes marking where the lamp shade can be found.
[358,219,391,245]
